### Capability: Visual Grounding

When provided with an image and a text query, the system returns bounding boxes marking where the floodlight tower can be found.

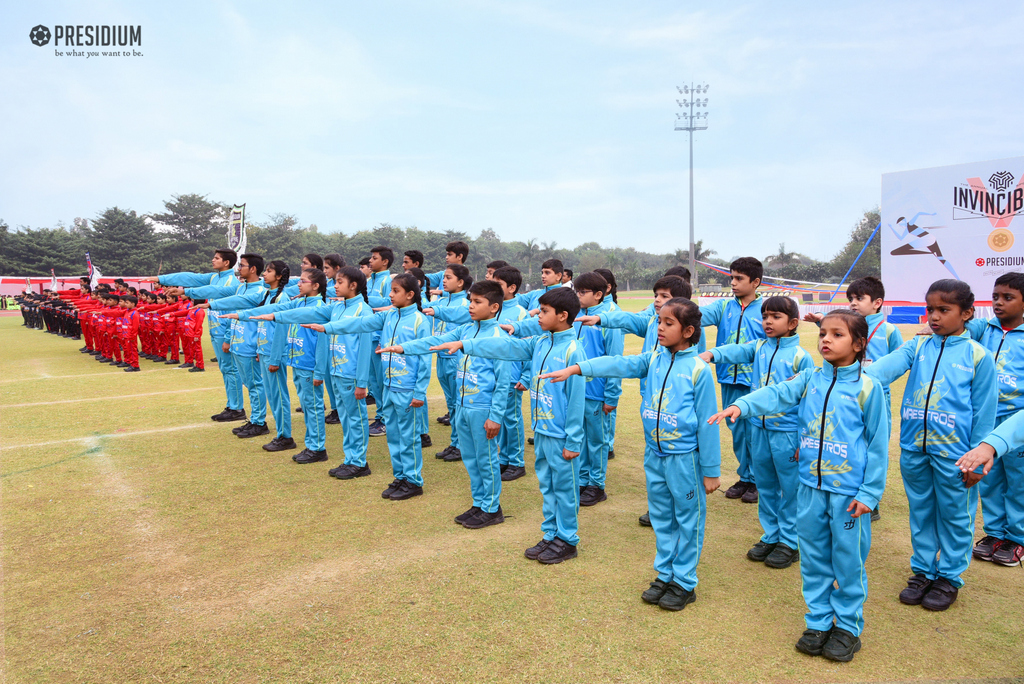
[675,83,709,290]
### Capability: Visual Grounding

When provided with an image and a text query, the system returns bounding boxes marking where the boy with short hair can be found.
[366,246,395,436]
[486,260,509,279]
[119,295,141,372]
[402,250,424,271]
[699,256,766,503]
[437,287,587,564]
[517,259,565,313]
[493,266,531,481]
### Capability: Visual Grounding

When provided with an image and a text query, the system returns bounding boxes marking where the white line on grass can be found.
[1,387,218,409]
[0,367,187,384]
[0,422,223,452]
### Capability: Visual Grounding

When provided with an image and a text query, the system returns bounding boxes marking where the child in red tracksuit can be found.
[168,296,200,368]
[184,302,206,371]
[120,295,141,371]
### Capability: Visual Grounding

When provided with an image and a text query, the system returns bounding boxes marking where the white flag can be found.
[50,268,58,291]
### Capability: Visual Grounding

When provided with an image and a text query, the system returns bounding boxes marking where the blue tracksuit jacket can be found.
[271,297,374,384]
[160,269,239,339]
[966,317,1024,418]
[573,300,624,406]
[983,409,1024,456]
[515,284,562,312]
[699,296,765,386]
[207,281,267,357]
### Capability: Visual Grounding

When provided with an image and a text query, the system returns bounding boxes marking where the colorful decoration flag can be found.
[227,204,247,261]
[86,252,103,289]
[50,268,58,291]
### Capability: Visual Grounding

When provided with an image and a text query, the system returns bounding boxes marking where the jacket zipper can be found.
[816,365,839,490]
[732,302,749,383]
[533,334,556,426]
[921,336,948,453]
[386,308,401,387]
[655,352,677,453]
[762,341,780,430]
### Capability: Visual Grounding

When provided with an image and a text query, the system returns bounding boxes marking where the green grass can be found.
[2,313,1022,683]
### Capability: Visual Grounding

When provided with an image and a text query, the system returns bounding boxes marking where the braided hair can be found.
[392,272,423,311]
[262,260,291,305]
[306,268,329,302]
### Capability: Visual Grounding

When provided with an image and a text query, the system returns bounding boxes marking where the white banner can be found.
[881,156,1024,302]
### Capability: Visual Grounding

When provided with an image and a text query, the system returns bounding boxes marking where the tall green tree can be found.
[829,208,881,282]
[89,207,157,275]
[149,193,229,272]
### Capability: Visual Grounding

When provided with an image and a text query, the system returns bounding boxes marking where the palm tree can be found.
[766,242,797,268]
[541,240,559,260]
[518,238,540,279]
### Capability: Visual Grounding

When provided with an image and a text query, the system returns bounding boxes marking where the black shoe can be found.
[821,628,861,662]
[210,357,217,363]
[537,538,577,565]
[213,408,246,423]
[295,406,303,413]
[455,506,481,525]
[368,418,386,437]
[524,539,552,560]
[607,449,615,460]
[639,512,652,527]
[641,578,669,605]
[657,582,696,611]
[294,449,328,464]
[724,480,750,499]
[436,412,449,424]
[389,480,423,500]
[232,421,253,435]
[177,362,194,369]
[741,483,759,504]
[528,437,534,445]
[795,628,832,657]
[871,505,881,522]
[463,507,504,529]
[211,407,232,421]
[898,573,933,605]
[501,466,526,481]
[921,577,958,611]
[238,423,270,439]
[79,346,89,352]
[747,540,778,562]
[335,464,371,480]
[262,436,297,452]
[442,447,462,462]
[435,445,454,460]
[165,359,179,365]
[124,366,141,372]
[973,535,1004,561]
[325,409,340,425]
[421,434,432,448]
[500,464,509,473]
[365,394,375,406]
[116,361,129,368]
[764,543,799,569]
[189,367,205,372]
[579,486,607,507]
[382,479,403,499]
[439,415,450,426]
[328,464,346,478]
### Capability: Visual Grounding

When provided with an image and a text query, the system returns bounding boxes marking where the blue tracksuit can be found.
[404,318,512,512]
[324,304,432,486]
[735,361,888,636]
[254,289,291,439]
[573,300,624,491]
[498,300,531,469]
[275,297,375,468]
[161,269,241,410]
[600,304,708,393]
[209,282,268,425]
[429,291,471,449]
[867,332,997,586]
[365,270,394,415]
[710,335,816,549]
[579,346,721,590]
[700,296,766,484]
[967,317,1024,546]
[462,328,587,546]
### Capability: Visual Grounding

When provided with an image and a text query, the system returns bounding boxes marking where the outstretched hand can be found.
[377,345,404,355]
[220,312,239,320]
[430,341,463,355]
[250,313,275,321]
[422,308,435,316]
[302,323,326,333]
[698,351,714,363]
[575,315,600,327]
[708,406,742,425]
[537,365,580,384]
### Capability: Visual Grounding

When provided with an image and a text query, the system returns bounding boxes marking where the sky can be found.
[3,1,1024,262]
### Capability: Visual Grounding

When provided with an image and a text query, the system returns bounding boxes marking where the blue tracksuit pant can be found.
[721,383,754,483]
[499,388,526,468]
[437,358,461,449]
[455,408,502,512]
[645,447,707,590]
[332,376,368,467]
[901,448,979,587]
[415,400,429,437]
[797,485,871,636]
[259,355,291,438]
[292,367,326,451]
[750,426,800,549]
[233,353,266,426]
[578,399,608,489]
[324,372,337,412]
[214,336,243,411]
[980,413,1024,545]
[382,387,423,487]
[605,407,617,451]
[534,433,581,546]
[368,346,384,420]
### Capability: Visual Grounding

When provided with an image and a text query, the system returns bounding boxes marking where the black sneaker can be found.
[382,479,403,499]
[213,409,247,423]
[211,407,232,421]
[741,483,759,504]
[537,538,577,565]
[973,535,1004,561]
[579,486,607,507]
[438,413,450,426]
[262,436,297,452]
[295,406,303,413]
[501,466,526,482]
[528,437,534,445]
[368,418,386,437]
[442,447,462,463]
[898,573,933,605]
[821,628,861,662]
[992,540,1024,567]
[657,582,696,611]
[463,507,505,529]
[639,512,652,527]
[238,423,270,439]
[436,412,449,424]
[454,506,481,525]
[365,395,375,406]
[188,367,205,373]
[232,421,253,435]
[421,434,432,448]
[435,445,453,460]
[328,464,347,478]
[165,359,179,365]
[336,464,371,480]
[795,628,832,657]
[294,449,328,464]
[641,578,669,605]
[747,541,778,562]
[389,481,423,500]
[524,539,551,560]
[724,480,750,499]
[177,362,194,369]
[764,543,799,569]
[921,577,958,611]
[325,409,340,425]
[124,366,141,372]
[871,505,881,522]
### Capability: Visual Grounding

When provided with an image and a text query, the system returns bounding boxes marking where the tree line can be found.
[0,193,881,291]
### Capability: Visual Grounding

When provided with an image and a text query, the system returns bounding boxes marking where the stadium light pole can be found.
[675,83,709,291]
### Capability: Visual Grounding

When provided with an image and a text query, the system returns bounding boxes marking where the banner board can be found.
[881,156,1024,302]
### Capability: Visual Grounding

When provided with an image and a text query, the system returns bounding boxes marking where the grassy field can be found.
[2,302,1022,683]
